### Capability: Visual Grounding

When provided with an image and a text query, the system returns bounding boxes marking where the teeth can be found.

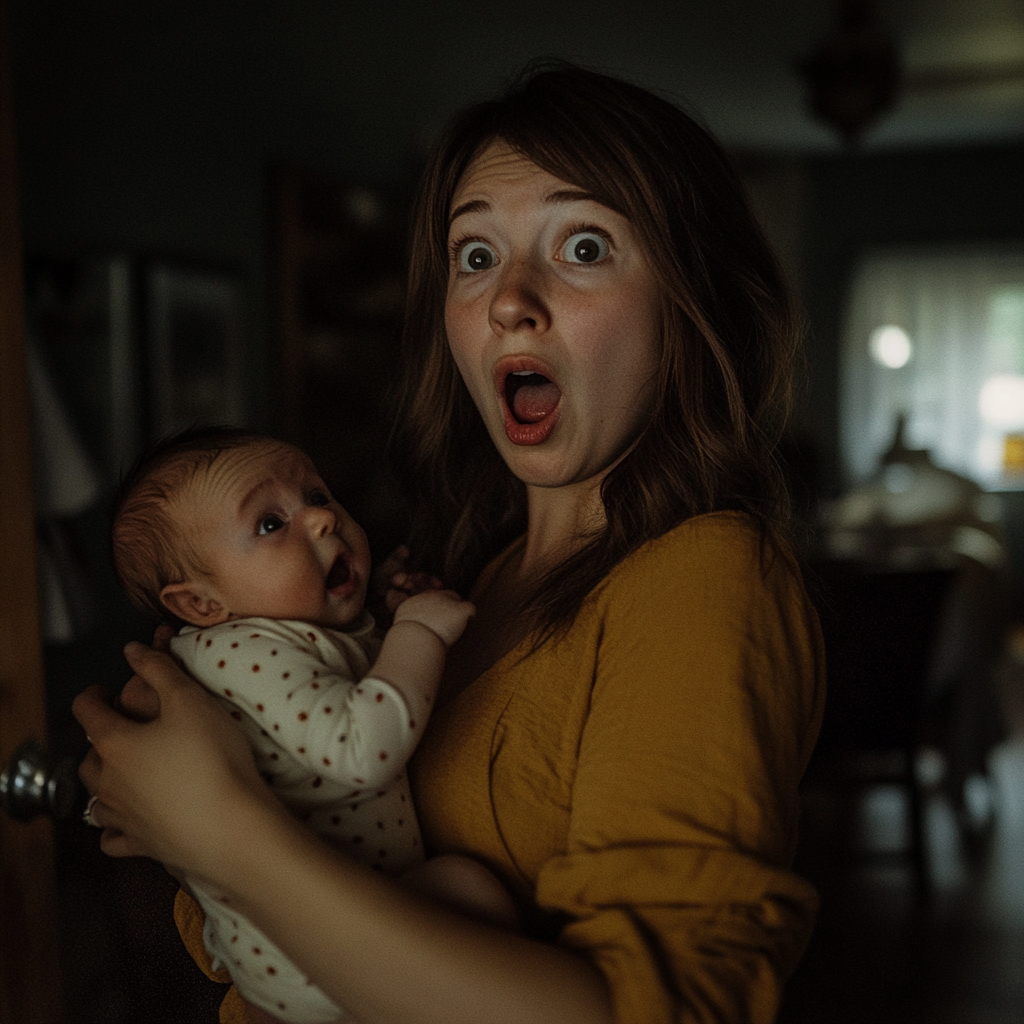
[511,370,534,376]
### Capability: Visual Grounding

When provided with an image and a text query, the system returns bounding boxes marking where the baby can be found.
[111,427,513,1024]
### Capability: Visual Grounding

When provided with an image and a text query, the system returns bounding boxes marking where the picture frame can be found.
[146,264,246,437]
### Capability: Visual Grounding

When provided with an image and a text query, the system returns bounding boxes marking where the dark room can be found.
[2,2,1023,1022]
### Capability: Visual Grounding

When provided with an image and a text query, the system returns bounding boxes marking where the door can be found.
[0,2,65,1021]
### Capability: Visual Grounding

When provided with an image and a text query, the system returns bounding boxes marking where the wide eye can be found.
[457,241,498,273]
[257,514,285,536]
[561,231,610,265]
[309,488,331,507]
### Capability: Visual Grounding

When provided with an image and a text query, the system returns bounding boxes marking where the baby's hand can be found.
[393,590,475,648]
[375,545,444,614]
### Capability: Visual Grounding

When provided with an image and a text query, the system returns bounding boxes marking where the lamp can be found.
[799,1,902,144]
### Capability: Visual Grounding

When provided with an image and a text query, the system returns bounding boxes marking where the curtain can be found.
[841,245,1024,489]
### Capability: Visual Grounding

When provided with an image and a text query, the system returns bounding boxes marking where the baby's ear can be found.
[160,581,230,627]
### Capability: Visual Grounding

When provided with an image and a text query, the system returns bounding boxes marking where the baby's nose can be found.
[308,505,337,536]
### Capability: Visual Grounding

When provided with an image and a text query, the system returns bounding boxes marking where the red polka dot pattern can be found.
[173,616,428,1014]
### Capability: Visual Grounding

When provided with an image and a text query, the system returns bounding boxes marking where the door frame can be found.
[0,1,65,1020]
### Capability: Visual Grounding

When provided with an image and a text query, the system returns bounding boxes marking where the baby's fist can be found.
[393,590,475,648]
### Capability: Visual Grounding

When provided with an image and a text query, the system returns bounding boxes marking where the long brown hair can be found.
[392,61,802,640]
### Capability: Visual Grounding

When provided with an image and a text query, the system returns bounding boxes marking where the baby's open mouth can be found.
[326,556,351,591]
[505,370,561,425]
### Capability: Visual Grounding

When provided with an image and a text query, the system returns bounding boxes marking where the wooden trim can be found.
[0,1,65,1020]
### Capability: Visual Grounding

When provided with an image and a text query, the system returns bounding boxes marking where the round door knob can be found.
[0,739,80,823]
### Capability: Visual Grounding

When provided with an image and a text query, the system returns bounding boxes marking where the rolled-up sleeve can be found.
[535,526,825,1023]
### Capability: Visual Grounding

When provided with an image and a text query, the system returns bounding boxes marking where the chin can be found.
[500,452,588,490]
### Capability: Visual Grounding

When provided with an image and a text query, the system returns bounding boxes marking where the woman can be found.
[75,63,825,1024]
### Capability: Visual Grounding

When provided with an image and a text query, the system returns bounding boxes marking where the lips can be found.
[494,356,562,446]
[325,555,353,595]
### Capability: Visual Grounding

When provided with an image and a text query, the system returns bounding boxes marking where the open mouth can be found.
[326,555,352,593]
[505,370,561,424]
[496,358,562,445]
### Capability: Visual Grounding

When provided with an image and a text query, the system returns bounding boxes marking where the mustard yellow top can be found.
[410,512,826,1024]
[178,511,825,1024]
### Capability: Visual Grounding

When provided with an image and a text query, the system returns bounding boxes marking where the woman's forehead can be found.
[450,142,582,217]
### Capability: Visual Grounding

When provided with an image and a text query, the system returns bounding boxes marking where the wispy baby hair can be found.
[111,425,277,624]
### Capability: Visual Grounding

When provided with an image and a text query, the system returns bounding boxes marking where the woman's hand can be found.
[73,641,274,882]
[114,623,175,722]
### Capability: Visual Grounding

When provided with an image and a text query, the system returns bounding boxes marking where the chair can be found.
[808,560,957,897]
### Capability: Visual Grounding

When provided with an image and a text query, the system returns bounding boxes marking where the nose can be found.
[305,504,337,539]
[489,258,552,337]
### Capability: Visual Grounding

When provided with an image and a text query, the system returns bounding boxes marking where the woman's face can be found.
[445,143,662,493]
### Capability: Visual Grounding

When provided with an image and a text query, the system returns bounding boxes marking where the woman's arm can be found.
[74,644,612,1024]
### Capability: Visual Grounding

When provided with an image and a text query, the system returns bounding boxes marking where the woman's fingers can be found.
[72,639,278,875]
[73,645,182,740]
[78,744,101,792]
[152,623,176,652]
[117,673,161,722]
[100,828,140,858]
[122,641,191,696]
[72,685,125,744]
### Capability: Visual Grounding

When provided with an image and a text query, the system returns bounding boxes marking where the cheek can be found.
[591,297,660,379]
[444,300,472,361]
[444,314,487,400]
[580,305,661,433]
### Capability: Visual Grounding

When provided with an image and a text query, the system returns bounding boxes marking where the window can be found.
[842,245,1024,490]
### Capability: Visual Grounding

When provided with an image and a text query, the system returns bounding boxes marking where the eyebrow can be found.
[447,189,601,231]
[448,199,489,230]
[238,478,276,518]
[545,189,598,205]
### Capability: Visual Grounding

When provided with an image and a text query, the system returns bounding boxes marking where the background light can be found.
[979,373,1024,429]
[869,325,912,368]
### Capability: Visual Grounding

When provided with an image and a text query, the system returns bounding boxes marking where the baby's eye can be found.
[257,514,285,536]
[561,231,610,265]
[309,489,331,507]
[456,241,498,273]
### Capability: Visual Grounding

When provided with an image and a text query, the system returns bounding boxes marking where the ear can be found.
[160,581,231,628]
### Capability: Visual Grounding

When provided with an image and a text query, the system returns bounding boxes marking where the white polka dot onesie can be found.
[171,614,424,1023]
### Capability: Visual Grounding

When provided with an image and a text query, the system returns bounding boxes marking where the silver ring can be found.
[82,794,101,828]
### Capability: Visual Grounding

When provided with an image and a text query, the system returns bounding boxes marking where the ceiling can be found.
[10,0,1024,165]
[418,0,1024,152]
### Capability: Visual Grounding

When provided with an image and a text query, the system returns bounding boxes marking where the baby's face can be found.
[174,442,371,629]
